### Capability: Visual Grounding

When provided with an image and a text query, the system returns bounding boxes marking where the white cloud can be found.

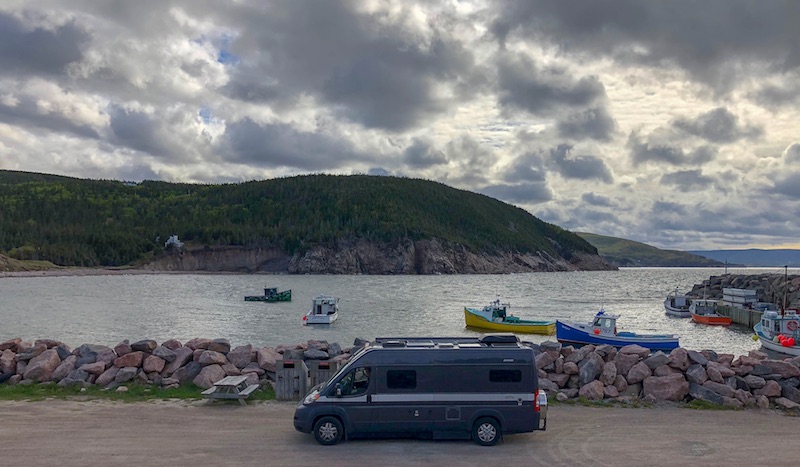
[1,0,799,250]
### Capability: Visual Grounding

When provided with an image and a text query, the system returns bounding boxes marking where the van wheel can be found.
[472,417,500,446]
[313,416,344,445]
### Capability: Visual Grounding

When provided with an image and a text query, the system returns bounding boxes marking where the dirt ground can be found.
[0,399,794,467]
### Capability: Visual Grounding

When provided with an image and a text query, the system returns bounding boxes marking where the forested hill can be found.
[576,232,726,267]
[0,170,606,273]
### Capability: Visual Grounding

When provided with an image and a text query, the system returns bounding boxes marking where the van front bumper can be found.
[293,404,313,433]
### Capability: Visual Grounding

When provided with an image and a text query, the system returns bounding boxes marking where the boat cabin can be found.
[760,309,800,339]
[482,299,508,322]
[591,310,618,336]
[690,299,719,315]
[311,295,339,316]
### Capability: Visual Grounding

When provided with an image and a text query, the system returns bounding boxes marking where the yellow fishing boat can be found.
[464,299,555,335]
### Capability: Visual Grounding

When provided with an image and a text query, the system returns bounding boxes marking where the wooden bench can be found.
[201,375,260,405]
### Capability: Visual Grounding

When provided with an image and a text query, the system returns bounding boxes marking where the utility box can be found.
[275,360,310,401]
[307,360,340,388]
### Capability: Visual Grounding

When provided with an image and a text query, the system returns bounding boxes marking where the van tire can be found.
[472,417,500,446]
[313,416,344,446]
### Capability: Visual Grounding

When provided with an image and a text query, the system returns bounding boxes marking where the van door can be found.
[371,367,434,434]
[332,366,374,434]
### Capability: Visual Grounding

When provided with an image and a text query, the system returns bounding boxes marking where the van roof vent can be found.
[480,335,519,345]
[438,343,455,348]
[381,340,406,348]
[406,340,435,347]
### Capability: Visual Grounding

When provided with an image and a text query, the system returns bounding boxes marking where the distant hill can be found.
[0,170,612,274]
[577,233,727,267]
[687,249,800,267]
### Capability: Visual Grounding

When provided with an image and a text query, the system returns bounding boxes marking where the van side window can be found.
[386,370,416,389]
[338,367,371,396]
[489,369,521,383]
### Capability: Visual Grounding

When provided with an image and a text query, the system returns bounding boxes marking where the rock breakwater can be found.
[689,273,800,306]
[0,337,359,392]
[1,336,799,412]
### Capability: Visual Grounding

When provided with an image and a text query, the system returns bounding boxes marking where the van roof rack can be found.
[372,335,522,348]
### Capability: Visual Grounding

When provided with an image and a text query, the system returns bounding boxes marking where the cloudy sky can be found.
[1,1,799,251]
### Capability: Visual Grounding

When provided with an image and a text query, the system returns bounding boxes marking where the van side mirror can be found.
[335,384,342,397]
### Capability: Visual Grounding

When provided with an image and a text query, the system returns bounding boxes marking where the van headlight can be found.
[303,392,320,405]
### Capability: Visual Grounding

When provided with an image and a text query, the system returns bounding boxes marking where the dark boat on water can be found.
[245,287,292,302]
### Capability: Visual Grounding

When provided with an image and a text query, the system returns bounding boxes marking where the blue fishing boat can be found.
[556,310,680,351]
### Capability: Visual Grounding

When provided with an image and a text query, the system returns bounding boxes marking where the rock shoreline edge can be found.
[1,336,798,412]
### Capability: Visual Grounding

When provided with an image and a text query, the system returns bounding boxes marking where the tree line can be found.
[0,171,598,267]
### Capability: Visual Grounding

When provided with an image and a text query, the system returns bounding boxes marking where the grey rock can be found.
[153,346,177,363]
[689,382,724,405]
[114,366,139,383]
[131,339,157,353]
[55,345,72,361]
[207,338,231,354]
[687,350,708,366]
[96,367,120,387]
[643,351,669,370]
[303,349,329,360]
[162,347,193,377]
[744,374,767,389]
[172,362,203,384]
[74,353,97,368]
[578,352,605,387]
[702,380,735,398]
[66,369,91,382]
[327,342,343,358]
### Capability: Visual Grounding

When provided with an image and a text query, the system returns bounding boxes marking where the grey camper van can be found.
[293,335,547,446]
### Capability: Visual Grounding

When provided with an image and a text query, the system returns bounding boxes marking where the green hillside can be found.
[576,232,725,267]
[0,170,598,267]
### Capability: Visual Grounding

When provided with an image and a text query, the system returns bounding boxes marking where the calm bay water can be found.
[1,267,795,356]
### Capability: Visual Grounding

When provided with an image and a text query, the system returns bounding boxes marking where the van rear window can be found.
[386,370,417,389]
[489,369,522,383]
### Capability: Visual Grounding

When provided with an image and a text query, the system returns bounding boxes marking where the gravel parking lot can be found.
[0,399,794,466]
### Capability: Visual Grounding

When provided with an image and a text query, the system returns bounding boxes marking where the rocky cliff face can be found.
[143,237,615,274]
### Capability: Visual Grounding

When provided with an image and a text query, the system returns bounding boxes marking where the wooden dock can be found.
[715,305,763,328]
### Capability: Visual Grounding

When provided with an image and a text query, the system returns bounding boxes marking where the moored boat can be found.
[304,295,339,325]
[245,287,292,302]
[556,310,679,351]
[464,299,555,335]
[664,288,692,318]
[689,299,732,326]
[754,309,800,356]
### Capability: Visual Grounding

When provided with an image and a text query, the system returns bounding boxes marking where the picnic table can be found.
[201,375,260,405]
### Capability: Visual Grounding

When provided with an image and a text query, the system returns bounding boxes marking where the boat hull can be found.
[664,306,691,318]
[464,309,555,335]
[555,321,679,351]
[754,323,800,356]
[305,312,338,325]
[690,313,732,326]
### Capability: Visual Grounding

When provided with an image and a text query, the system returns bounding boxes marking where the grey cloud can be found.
[660,170,714,192]
[223,118,369,171]
[556,107,617,141]
[581,192,615,207]
[768,173,800,198]
[628,133,717,166]
[224,1,474,131]
[0,94,99,139]
[0,13,88,76]
[753,82,800,108]
[496,53,606,116]
[109,106,171,157]
[402,138,447,168]
[479,182,553,204]
[488,1,800,93]
[547,144,613,183]
[672,107,762,143]
[503,153,547,184]
[783,142,800,164]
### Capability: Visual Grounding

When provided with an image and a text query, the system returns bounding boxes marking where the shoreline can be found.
[0,268,258,279]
